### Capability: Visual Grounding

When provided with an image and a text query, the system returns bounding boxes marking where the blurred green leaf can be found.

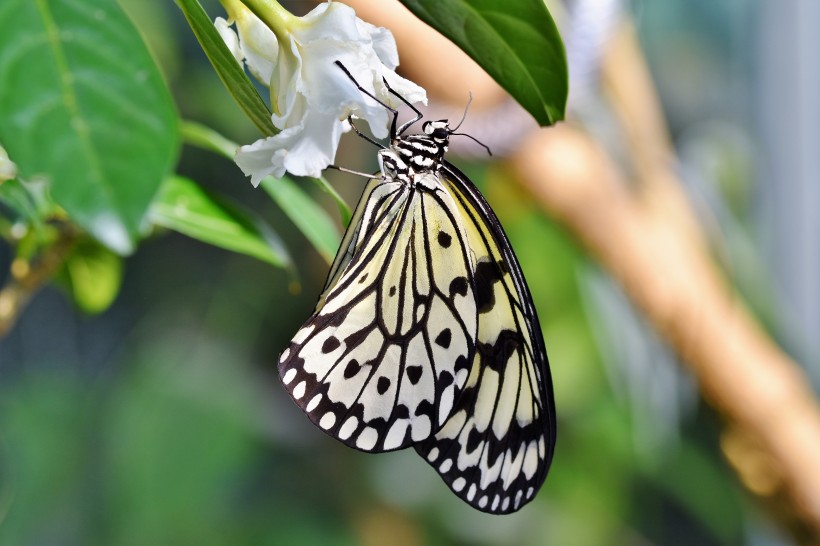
[175,0,276,136]
[0,0,179,254]
[104,342,260,545]
[261,177,340,264]
[56,236,124,314]
[0,378,92,545]
[0,179,40,224]
[149,175,292,269]
[180,122,341,264]
[399,0,568,125]
[305,175,352,227]
[649,441,744,543]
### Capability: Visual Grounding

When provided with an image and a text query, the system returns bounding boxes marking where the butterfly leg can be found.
[347,116,385,149]
[335,61,401,138]
[380,76,423,135]
[327,164,378,179]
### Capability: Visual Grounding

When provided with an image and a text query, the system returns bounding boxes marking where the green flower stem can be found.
[236,0,299,41]
[181,120,238,158]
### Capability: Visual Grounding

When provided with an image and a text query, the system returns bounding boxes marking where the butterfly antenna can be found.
[451,92,473,132]
[451,131,493,157]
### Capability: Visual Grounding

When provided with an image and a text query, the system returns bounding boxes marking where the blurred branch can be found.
[509,20,820,543]
[0,226,77,338]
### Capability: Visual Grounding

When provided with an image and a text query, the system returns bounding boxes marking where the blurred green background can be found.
[1,0,816,544]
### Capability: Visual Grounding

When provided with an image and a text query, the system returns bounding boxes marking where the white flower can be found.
[0,144,17,182]
[218,1,427,184]
[215,6,278,84]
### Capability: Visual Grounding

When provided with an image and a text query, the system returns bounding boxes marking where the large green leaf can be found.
[149,175,292,269]
[0,0,179,254]
[399,0,568,125]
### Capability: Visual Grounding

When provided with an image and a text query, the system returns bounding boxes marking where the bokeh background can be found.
[1,0,818,544]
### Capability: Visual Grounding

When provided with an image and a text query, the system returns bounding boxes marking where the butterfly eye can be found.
[432,128,448,140]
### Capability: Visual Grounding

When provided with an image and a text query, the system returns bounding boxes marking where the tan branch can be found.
[0,228,77,338]
[509,21,820,543]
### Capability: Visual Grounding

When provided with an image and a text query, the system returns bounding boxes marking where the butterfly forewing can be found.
[279,175,477,452]
[413,164,557,514]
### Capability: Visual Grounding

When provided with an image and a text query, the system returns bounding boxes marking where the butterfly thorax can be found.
[378,120,451,186]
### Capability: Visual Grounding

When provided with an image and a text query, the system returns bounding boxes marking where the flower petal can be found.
[234,8,279,84]
[222,0,428,181]
[214,17,243,64]
[234,129,298,185]
[297,3,365,43]
[0,144,17,182]
[358,19,399,69]
[235,109,346,182]
[270,37,306,128]
[283,112,346,178]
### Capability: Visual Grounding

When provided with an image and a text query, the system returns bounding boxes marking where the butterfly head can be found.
[423,118,493,158]
[422,120,452,146]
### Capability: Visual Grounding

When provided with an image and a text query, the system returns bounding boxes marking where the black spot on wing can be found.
[454,354,470,372]
[437,231,452,248]
[321,336,340,353]
[474,260,504,313]
[377,376,391,395]
[435,328,452,349]
[415,399,434,418]
[497,259,509,274]
[466,427,483,452]
[344,326,372,349]
[389,286,397,297]
[407,365,423,384]
[449,277,468,297]
[343,359,361,379]
[438,370,454,389]
[478,329,522,372]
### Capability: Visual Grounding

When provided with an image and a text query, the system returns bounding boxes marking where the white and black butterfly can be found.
[278,61,556,514]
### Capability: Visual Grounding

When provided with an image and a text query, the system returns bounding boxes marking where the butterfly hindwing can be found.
[414,163,557,514]
[279,175,477,452]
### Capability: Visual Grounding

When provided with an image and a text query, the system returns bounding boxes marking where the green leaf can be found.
[180,121,342,264]
[304,176,352,226]
[399,0,568,125]
[260,176,340,264]
[0,0,179,254]
[149,175,292,269]
[0,378,94,545]
[0,179,40,224]
[58,237,123,314]
[175,0,276,136]
[104,346,258,544]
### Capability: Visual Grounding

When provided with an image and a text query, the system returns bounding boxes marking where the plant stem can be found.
[0,226,77,338]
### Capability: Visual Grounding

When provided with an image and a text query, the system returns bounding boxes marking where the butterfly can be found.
[278,61,556,514]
